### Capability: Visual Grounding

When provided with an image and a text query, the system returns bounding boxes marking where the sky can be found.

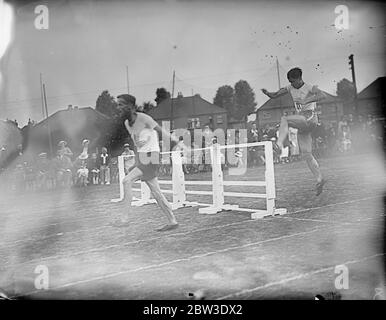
[0,0,385,126]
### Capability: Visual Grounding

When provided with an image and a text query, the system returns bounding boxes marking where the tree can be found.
[213,85,234,109]
[141,101,155,114]
[213,82,257,120]
[96,90,118,118]
[155,88,171,105]
[336,78,356,114]
[234,80,257,120]
[336,78,355,102]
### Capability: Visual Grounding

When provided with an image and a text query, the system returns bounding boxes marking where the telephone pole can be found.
[170,70,175,130]
[348,54,358,116]
[42,83,53,157]
[39,73,46,118]
[126,65,129,94]
[276,57,283,115]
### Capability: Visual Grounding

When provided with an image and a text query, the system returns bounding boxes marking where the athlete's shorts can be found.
[135,152,160,181]
[286,112,318,154]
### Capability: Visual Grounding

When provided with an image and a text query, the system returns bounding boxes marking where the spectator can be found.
[248,123,259,167]
[202,125,213,172]
[122,143,135,175]
[338,115,348,136]
[73,139,90,186]
[175,136,190,174]
[57,140,73,161]
[98,147,111,185]
[326,126,338,155]
[88,152,100,185]
[52,150,73,188]
[36,152,51,190]
[339,125,352,153]
[76,155,89,187]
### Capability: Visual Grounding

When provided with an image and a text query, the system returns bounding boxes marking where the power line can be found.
[1,52,384,106]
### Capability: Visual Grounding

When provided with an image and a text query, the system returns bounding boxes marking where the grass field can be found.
[0,152,385,300]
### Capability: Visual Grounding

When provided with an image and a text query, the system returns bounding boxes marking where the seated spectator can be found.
[36,152,51,190]
[53,150,73,188]
[73,139,90,187]
[75,154,89,187]
[98,147,110,185]
[88,152,100,185]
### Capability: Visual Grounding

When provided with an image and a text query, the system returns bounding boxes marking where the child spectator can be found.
[98,147,111,185]
[88,152,100,185]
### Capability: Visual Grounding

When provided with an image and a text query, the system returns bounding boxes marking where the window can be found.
[195,118,201,128]
[188,118,201,129]
[217,115,223,124]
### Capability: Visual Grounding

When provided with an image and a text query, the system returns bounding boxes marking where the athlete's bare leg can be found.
[113,166,143,225]
[146,177,178,231]
[277,114,309,149]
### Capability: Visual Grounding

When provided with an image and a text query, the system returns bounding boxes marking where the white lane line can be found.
[216,253,385,300]
[1,195,383,261]
[1,218,255,268]
[12,228,323,298]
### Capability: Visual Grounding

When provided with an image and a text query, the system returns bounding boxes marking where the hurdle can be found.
[197,141,287,219]
[111,151,201,210]
[111,154,147,204]
[111,142,287,219]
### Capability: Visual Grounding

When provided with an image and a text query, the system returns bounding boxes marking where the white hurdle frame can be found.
[111,152,201,210]
[111,141,287,219]
[197,141,287,219]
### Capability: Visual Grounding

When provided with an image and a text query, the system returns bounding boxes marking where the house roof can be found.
[258,90,340,111]
[358,77,386,100]
[35,107,111,128]
[148,94,226,120]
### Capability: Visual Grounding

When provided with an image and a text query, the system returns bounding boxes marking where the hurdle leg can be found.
[199,144,239,214]
[251,141,287,219]
[132,181,157,207]
[111,155,141,203]
[171,152,199,210]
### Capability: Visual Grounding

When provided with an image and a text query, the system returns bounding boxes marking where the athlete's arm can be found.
[261,87,288,99]
[302,86,326,104]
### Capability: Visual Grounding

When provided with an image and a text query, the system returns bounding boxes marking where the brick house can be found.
[148,93,228,132]
[357,77,385,119]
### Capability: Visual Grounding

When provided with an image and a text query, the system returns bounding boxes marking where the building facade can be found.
[148,93,228,132]
[256,90,344,128]
[357,77,385,119]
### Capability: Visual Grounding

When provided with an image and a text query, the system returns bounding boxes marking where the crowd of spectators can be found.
[0,139,123,193]
[1,113,383,192]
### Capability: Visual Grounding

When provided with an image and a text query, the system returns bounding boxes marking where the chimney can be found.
[74,106,79,110]
[68,104,73,110]
[177,92,183,98]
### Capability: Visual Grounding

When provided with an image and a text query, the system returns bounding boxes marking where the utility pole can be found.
[348,54,358,116]
[39,73,46,118]
[126,65,129,94]
[171,70,175,130]
[42,83,53,157]
[276,57,283,115]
